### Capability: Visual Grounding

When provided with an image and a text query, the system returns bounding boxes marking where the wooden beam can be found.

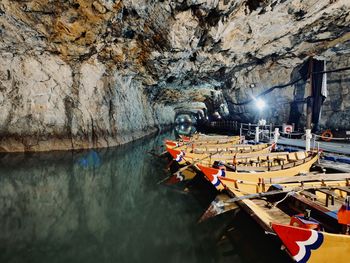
[205,151,290,160]
[268,173,350,184]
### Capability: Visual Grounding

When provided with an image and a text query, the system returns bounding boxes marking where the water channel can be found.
[0,130,290,263]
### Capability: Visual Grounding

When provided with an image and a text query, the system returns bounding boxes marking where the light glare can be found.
[256,98,265,110]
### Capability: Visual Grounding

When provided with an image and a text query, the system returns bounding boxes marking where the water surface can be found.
[0,132,233,263]
[0,131,290,263]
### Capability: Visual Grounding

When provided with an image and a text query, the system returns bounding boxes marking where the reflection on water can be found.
[0,131,291,263]
[174,125,197,137]
[0,131,233,263]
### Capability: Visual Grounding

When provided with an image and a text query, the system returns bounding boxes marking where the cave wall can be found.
[0,0,349,151]
[225,53,350,130]
[0,53,175,151]
[322,54,350,129]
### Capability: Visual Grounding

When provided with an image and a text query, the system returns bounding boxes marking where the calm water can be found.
[0,131,290,263]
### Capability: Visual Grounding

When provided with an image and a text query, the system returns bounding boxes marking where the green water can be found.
[0,131,290,263]
[0,132,224,263]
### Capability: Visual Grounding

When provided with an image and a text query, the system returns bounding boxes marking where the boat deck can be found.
[251,199,291,225]
[245,187,349,230]
[317,160,350,173]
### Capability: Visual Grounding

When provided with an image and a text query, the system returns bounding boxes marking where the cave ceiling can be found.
[1,0,350,107]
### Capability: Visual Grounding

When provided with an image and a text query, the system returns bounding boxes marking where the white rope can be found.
[272,191,295,207]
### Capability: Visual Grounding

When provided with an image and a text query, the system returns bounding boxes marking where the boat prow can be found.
[272,223,350,263]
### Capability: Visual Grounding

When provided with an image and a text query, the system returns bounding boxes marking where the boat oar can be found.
[171,149,226,176]
[199,183,339,222]
[158,140,196,157]
[199,185,317,222]
[199,190,291,222]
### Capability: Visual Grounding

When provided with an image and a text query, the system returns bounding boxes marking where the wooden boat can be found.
[272,223,350,263]
[200,174,350,221]
[179,134,240,142]
[165,139,241,149]
[165,141,273,169]
[164,145,275,183]
[197,151,319,194]
[166,139,272,154]
[226,182,350,263]
[166,145,278,167]
[177,134,241,144]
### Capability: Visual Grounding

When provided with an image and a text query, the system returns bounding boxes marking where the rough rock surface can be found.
[0,0,349,151]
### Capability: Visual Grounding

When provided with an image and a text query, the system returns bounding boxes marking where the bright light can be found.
[256,98,265,110]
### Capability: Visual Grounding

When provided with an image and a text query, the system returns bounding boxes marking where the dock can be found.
[278,137,350,155]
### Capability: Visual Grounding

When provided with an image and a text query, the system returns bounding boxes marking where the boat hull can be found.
[272,223,350,263]
[197,153,319,194]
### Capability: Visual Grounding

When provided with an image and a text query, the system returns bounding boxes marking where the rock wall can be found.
[225,53,350,130]
[0,53,174,151]
[322,54,350,129]
[0,0,349,151]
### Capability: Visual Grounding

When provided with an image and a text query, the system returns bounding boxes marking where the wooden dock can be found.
[317,160,350,173]
[278,137,350,155]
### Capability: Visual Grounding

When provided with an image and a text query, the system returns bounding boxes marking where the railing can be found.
[207,120,273,142]
[209,120,240,131]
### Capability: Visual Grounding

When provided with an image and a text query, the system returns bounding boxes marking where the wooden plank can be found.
[269,173,350,184]
[315,189,336,207]
[317,161,350,173]
[316,188,337,197]
[335,186,350,194]
[207,152,290,160]
[235,166,267,172]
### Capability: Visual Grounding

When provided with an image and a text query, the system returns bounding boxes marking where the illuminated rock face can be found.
[0,0,349,151]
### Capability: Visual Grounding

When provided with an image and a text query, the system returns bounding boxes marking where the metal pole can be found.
[313,134,316,149]
[274,128,280,144]
[305,129,312,151]
[255,126,260,143]
[306,58,314,130]
[270,123,272,141]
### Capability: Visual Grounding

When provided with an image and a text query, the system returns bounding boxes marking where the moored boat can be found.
[272,223,350,263]
[176,134,241,145]
[225,182,350,263]
[197,151,319,194]
[166,142,273,166]
[179,134,240,142]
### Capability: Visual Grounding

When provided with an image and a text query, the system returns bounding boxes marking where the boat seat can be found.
[249,159,260,167]
[296,152,307,160]
[300,190,318,201]
[288,153,297,161]
[315,188,336,207]
[216,148,226,152]
[207,148,218,152]
[275,156,287,165]
[335,186,350,196]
